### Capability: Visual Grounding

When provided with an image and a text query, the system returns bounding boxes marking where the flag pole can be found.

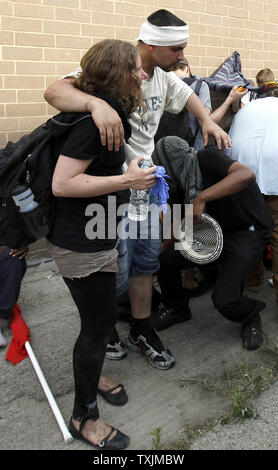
[25,341,73,445]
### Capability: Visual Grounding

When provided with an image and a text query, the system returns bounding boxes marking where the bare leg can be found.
[128,274,152,319]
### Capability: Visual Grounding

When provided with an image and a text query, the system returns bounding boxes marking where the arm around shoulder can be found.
[44,77,90,112]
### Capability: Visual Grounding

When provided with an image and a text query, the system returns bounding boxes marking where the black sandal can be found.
[97,383,128,406]
[69,417,130,450]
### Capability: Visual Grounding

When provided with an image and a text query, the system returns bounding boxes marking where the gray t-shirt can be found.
[188,80,211,152]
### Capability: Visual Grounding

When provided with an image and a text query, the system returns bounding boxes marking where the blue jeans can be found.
[116,194,161,296]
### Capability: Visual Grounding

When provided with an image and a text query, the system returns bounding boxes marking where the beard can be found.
[160,63,178,72]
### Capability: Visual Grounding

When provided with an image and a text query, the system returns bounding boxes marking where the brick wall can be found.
[1,0,278,146]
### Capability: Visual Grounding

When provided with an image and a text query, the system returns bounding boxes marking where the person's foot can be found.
[241,313,263,351]
[69,417,129,449]
[71,417,115,446]
[151,305,192,331]
[106,340,127,360]
[105,328,127,360]
[126,327,175,370]
[98,375,122,396]
[0,328,7,348]
[97,375,128,406]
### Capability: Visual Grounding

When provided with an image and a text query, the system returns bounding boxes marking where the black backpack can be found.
[154,78,203,146]
[0,112,91,249]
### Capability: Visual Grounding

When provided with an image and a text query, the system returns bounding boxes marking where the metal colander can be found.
[178,213,223,264]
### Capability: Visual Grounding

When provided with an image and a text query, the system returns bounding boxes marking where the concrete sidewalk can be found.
[1,258,278,451]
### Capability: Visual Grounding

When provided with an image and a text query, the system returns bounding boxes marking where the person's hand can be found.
[201,119,232,150]
[125,157,157,190]
[227,85,248,104]
[9,246,29,259]
[192,194,206,226]
[87,97,124,152]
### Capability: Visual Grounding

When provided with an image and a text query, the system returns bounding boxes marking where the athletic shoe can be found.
[241,313,263,351]
[106,341,127,360]
[126,328,175,370]
[151,305,192,331]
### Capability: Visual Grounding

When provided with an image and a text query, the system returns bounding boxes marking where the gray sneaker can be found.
[106,341,127,360]
[126,329,175,370]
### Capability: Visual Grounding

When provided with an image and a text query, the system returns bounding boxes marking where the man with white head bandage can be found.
[44,9,232,372]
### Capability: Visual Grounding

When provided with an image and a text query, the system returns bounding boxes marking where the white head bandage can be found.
[136,21,189,46]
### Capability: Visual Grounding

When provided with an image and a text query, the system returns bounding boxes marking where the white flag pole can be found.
[25,341,73,445]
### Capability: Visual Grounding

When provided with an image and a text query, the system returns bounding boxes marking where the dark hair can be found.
[261,87,278,98]
[147,9,186,27]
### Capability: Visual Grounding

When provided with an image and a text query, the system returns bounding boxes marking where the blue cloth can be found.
[151,166,170,213]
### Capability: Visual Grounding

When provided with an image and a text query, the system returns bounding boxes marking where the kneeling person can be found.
[155,145,274,351]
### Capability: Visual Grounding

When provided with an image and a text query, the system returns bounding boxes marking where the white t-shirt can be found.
[125,68,192,163]
[228,97,278,195]
[62,67,193,164]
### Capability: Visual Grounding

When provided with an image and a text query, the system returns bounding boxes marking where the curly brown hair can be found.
[74,39,144,114]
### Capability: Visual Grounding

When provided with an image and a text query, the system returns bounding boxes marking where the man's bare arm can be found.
[210,86,247,124]
[192,162,255,224]
[185,92,232,150]
[44,77,124,151]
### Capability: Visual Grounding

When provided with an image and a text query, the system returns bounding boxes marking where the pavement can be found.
[1,256,278,451]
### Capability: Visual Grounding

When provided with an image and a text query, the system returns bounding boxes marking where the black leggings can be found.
[63,271,117,420]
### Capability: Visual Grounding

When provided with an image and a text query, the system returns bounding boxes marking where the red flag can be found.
[6,303,30,365]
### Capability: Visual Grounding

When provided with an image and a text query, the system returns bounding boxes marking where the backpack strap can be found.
[192,79,203,144]
[194,79,202,97]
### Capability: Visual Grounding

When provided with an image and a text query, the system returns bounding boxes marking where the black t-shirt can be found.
[197,148,274,237]
[47,115,129,252]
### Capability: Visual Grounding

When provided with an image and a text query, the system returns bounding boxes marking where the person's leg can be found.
[125,200,175,370]
[212,231,266,350]
[152,243,193,331]
[63,271,128,446]
[157,243,192,314]
[105,238,131,361]
[0,247,26,347]
[265,196,278,307]
[247,258,265,292]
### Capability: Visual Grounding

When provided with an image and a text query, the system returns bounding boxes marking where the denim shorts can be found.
[116,194,161,295]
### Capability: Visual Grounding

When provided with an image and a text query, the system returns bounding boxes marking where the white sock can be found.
[0,326,7,348]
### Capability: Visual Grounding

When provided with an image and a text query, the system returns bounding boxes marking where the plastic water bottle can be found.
[11,184,38,213]
[128,156,152,221]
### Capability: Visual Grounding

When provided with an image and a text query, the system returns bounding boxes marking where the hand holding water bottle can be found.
[127,156,156,221]
[125,156,157,190]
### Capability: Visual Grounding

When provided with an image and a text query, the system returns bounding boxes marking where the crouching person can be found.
[154,141,274,351]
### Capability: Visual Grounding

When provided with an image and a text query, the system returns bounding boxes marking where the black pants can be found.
[63,271,117,420]
[0,247,26,320]
[158,230,267,323]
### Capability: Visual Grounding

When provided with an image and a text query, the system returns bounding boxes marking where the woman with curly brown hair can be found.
[47,39,155,449]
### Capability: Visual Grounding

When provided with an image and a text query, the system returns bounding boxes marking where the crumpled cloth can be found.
[6,303,30,365]
[151,166,170,213]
